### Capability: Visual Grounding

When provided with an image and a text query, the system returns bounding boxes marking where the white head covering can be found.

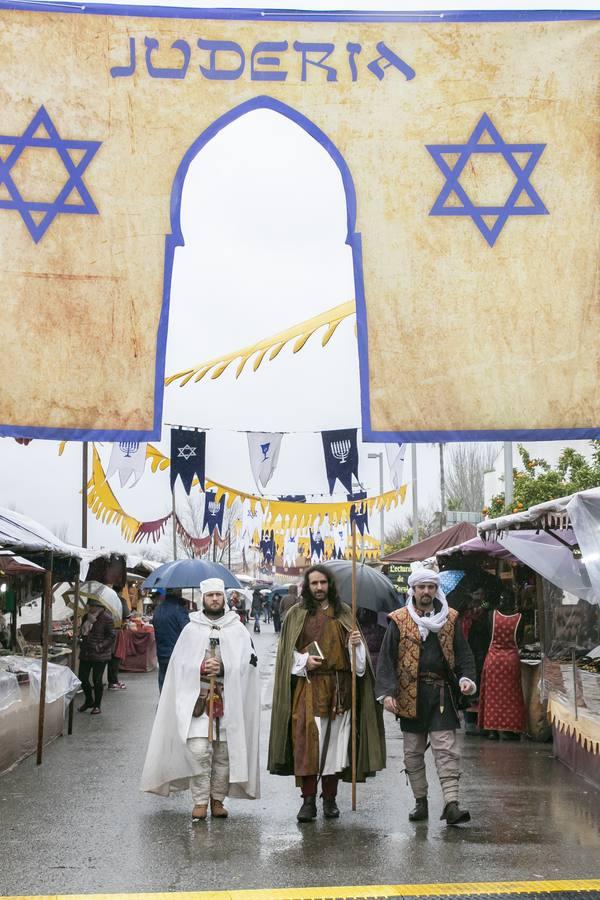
[406,567,448,641]
[200,577,225,597]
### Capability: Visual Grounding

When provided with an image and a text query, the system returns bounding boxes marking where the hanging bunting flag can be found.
[202,490,225,538]
[310,528,325,562]
[106,440,147,488]
[247,432,283,491]
[241,498,262,552]
[133,512,171,544]
[333,523,347,560]
[170,428,205,494]
[350,501,369,536]
[283,532,298,568]
[385,443,407,491]
[322,429,359,495]
[259,529,275,564]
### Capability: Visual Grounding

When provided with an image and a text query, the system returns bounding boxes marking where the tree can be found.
[384,505,440,554]
[446,443,500,513]
[485,442,600,518]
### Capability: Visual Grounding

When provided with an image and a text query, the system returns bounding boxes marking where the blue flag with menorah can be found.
[321,428,359,494]
[202,490,225,538]
[170,428,206,494]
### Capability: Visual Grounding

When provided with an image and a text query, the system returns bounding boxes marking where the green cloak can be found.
[267,602,386,781]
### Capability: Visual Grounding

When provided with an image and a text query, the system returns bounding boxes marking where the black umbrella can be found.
[323,560,401,613]
[142,559,241,590]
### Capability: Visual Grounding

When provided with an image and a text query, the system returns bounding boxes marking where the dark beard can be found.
[204,606,225,619]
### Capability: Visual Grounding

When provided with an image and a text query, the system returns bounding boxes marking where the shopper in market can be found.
[376,567,477,825]
[152,588,190,692]
[141,578,261,821]
[78,598,115,715]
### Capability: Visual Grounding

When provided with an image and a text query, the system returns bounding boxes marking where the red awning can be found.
[381,522,477,563]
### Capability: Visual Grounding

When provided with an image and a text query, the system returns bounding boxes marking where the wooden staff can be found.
[351,519,357,811]
[207,635,219,743]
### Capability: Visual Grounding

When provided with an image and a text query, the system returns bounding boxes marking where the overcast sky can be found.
[0,0,595,556]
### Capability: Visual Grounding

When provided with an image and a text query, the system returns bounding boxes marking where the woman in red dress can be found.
[478,608,525,738]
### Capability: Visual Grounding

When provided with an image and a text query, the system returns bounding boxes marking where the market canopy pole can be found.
[67,566,81,736]
[411,444,419,542]
[36,551,54,765]
[504,442,514,509]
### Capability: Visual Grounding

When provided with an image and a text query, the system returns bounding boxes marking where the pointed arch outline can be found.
[154,95,369,436]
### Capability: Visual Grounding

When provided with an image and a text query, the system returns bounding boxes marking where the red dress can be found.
[478,611,525,733]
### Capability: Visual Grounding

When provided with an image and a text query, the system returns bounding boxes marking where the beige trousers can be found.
[187,737,230,805]
[403,730,460,803]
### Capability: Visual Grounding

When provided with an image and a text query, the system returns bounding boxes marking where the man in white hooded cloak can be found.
[141,578,260,821]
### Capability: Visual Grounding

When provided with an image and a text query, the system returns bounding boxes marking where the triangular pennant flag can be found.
[170,428,205,494]
[322,428,359,494]
[106,440,147,488]
[247,432,283,491]
[385,442,406,491]
[202,490,225,538]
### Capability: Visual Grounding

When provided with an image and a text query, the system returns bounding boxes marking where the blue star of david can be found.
[0,106,101,243]
[426,113,548,247]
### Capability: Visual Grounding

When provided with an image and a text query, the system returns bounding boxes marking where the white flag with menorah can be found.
[106,440,147,488]
[322,429,359,495]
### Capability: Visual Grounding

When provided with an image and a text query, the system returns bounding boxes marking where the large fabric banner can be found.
[0,6,597,440]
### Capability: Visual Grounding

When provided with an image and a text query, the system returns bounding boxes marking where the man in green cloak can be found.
[268,565,386,822]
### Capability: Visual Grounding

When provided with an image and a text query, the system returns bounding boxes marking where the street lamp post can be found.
[368,452,385,559]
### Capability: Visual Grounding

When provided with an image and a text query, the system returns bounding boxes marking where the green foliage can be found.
[484,442,600,518]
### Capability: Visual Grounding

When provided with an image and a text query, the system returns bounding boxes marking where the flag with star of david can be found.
[170,428,205,494]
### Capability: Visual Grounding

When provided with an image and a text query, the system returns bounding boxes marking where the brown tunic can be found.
[291,606,351,776]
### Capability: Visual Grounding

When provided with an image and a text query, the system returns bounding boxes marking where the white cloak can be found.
[140,609,261,799]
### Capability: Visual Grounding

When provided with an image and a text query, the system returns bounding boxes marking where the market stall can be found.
[479,489,600,788]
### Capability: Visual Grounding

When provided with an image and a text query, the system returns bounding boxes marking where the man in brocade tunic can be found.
[269,565,386,822]
[376,567,477,826]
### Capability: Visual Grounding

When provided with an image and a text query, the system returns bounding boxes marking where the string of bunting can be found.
[86,446,406,544]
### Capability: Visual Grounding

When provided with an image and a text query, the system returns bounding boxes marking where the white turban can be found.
[200,577,225,596]
[406,567,448,641]
[407,567,440,588]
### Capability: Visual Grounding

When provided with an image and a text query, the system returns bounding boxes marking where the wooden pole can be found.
[36,552,54,765]
[67,568,81,735]
[351,519,357,811]
[172,489,177,560]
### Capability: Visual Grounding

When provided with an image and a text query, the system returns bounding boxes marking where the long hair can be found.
[300,565,343,616]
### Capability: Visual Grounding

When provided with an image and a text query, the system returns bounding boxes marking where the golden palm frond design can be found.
[165,300,356,388]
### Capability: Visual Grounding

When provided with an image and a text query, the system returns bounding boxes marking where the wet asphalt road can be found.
[1,626,599,896]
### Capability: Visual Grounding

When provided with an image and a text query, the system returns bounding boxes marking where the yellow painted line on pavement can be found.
[3,880,600,900]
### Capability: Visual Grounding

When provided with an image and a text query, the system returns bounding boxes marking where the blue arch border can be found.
[159,93,365,435]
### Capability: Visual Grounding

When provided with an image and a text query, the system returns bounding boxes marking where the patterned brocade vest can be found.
[389,606,458,719]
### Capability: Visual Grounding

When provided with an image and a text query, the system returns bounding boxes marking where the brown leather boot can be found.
[192,804,208,822]
[210,798,228,818]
